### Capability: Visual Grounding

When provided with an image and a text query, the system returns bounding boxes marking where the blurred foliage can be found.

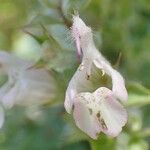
[0,0,150,149]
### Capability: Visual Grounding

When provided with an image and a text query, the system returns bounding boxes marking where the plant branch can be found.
[126,94,150,107]
[57,0,72,28]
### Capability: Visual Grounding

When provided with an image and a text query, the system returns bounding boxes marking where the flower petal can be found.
[64,60,94,114]
[0,51,33,72]
[15,68,56,106]
[0,76,19,109]
[94,87,127,137]
[111,69,128,101]
[73,92,101,139]
[1,83,19,109]
[72,15,91,39]
[64,86,77,114]
[93,59,128,101]
[73,87,127,138]
[0,51,56,107]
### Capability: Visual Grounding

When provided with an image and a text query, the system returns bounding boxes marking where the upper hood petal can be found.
[64,59,94,114]
[93,59,128,101]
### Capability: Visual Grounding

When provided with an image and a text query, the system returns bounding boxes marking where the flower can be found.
[0,51,56,127]
[73,87,127,139]
[64,15,128,139]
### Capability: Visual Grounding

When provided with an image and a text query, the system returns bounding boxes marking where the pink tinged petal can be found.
[76,35,82,59]
[73,93,101,139]
[93,59,128,101]
[0,75,19,109]
[64,60,94,114]
[64,72,80,114]
[1,83,19,109]
[111,70,128,101]
[72,15,88,36]
[16,69,56,106]
[0,51,33,72]
[72,27,82,59]
[94,87,127,137]
[72,87,127,139]
[0,82,11,99]
[64,87,77,114]
[71,17,82,59]
[0,106,4,128]
[0,51,56,108]
[71,15,91,60]
[64,67,91,114]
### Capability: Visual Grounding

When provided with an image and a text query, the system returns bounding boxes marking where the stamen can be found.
[102,70,105,76]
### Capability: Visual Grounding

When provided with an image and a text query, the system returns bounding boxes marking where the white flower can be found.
[73,87,127,139]
[0,51,56,127]
[64,15,128,139]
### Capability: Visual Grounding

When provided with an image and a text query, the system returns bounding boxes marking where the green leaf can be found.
[48,50,76,72]
[128,82,150,95]
[126,83,150,107]
[46,24,74,50]
[126,94,150,107]
[90,134,116,150]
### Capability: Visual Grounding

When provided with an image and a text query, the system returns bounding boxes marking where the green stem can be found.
[126,95,150,107]
[138,129,150,138]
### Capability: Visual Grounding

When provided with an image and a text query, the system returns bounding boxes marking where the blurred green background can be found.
[0,0,150,149]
